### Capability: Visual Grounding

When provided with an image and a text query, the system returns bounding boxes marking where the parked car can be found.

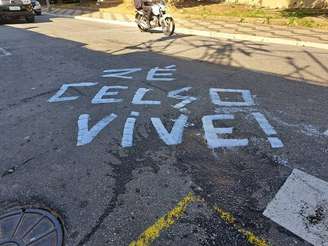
[0,0,35,23]
[31,0,41,15]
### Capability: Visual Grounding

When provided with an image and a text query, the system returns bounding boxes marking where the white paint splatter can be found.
[102,68,142,79]
[209,88,255,107]
[272,155,289,166]
[77,113,117,146]
[91,86,128,104]
[132,88,161,105]
[265,111,323,137]
[167,87,197,111]
[151,114,188,145]
[0,48,11,56]
[48,82,97,103]
[215,107,256,114]
[202,114,248,148]
[146,65,176,81]
[130,111,140,117]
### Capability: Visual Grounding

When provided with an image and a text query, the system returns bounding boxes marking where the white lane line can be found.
[264,169,328,246]
[0,48,11,56]
[44,12,328,50]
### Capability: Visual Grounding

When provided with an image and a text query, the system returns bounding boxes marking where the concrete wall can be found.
[224,0,328,8]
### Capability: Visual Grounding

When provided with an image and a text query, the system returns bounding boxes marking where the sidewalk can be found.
[45,7,328,50]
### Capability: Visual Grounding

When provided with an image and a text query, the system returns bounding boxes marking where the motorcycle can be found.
[135,0,175,36]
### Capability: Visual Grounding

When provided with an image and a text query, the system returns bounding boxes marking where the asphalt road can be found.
[0,15,327,246]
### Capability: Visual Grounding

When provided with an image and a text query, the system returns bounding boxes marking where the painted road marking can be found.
[132,88,161,105]
[129,192,196,246]
[167,87,197,112]
[48,66,285,150]
[77,113,117,146]
[48,83,285,149]
[214,207,268,246]
[324,129,328,136]
[202,114,249,148]
[252,112,284,148]
[121,114,138,148]
[48,82,97,102]
[151,114,188,145]
[92,86,128,104]
[102,68,142,79]
[263,169,328,245]
[129,192,267,246]
[267,137,284,148]
[146,65,176,81]
[252,112,277,135]
[210,88,255,107]
[0,48,11,56]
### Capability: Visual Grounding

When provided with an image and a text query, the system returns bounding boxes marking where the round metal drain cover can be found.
[0,208,63,246]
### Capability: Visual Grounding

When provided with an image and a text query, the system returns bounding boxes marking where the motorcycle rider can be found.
[134,0,156,26]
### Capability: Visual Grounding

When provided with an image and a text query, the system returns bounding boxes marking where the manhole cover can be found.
[0,208,63,246]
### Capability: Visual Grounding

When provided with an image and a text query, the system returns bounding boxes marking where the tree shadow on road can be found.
[108,29,328,87]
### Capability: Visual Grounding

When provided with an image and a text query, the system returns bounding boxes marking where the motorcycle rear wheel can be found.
[136,13,149,32]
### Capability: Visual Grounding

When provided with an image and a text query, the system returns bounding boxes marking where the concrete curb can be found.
[45,12,328,50]
[176,28,328,50]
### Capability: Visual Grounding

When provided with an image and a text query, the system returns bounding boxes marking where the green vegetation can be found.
[55,1,328,29]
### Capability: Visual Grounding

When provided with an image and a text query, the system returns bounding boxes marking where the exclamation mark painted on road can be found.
[252,112,284,148]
